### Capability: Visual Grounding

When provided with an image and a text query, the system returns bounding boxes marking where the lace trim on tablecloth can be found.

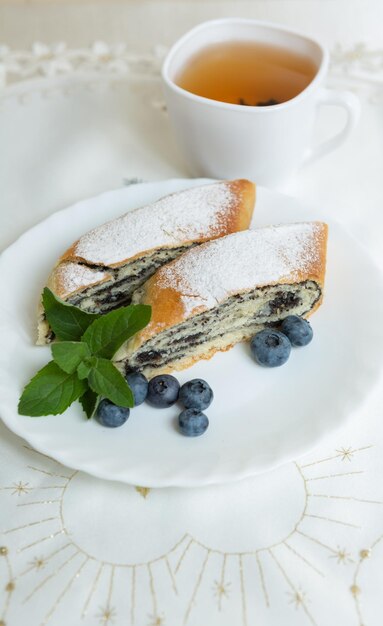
[0,42,167,87]
[329,43,383,103]
[0,41,383,101]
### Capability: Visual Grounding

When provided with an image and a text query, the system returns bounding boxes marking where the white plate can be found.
[1,179,383,487]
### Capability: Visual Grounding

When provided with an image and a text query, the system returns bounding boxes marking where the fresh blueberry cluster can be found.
[147,375,213,437]
[250,315,313,367]
[96,370,213,437]
[178,379,213,436]
[96,315,312,432]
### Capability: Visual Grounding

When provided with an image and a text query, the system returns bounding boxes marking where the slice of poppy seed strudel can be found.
[114,222,328,377]
[37,179,255,344]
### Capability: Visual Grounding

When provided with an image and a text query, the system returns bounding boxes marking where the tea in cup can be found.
[162,19,360,187]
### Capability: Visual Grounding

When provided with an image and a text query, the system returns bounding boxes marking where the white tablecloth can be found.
[1,8,383,625]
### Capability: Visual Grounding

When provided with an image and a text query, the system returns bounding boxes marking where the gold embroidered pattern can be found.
[0,443,380,625]
[97,605,116,625]
[213,554,230,610]
[135,486,151,499]
[288,588,308,609]
[330,548,354,565]
[359,548,371,560]
[351,533,383,625]
[213,580,231,607]
[0,546,14,624]
[29,557,47,571]
[147,614,165,626]
[7,482,32,496]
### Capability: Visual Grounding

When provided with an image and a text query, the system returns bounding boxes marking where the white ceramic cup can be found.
[162,18,360,187]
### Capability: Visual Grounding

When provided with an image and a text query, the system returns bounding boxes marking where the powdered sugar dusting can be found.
[158,223,324,316]
[53,262,110,297]
[73,182,239,267]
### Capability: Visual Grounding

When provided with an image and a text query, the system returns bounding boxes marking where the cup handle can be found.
[303,87,360,165]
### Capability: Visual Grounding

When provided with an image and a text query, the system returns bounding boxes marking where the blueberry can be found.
[179,379,213,410]
[125,371,148,406]
[178,408,209,437]
[147,375,180,408]
[280,315,313,347]
[250,330,291,367]
[96,399,130,428]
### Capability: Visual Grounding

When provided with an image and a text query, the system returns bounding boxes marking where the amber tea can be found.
[175,40,317,106]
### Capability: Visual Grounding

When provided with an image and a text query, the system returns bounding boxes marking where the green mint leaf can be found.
[84,357,134,408]
[77,356,96,380]
[42,287,101,342]
[81,304,151,359]
[79,388,99,419]
[18,361,87,417]
[77,363,89,380]
[51,341,91,374]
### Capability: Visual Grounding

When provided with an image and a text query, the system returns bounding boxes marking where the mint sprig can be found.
[51,341,91,374]
[18,289,151,419]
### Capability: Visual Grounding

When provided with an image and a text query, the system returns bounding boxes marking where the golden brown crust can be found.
[61,179,255,267]
[302,222,327,318]
[122,222,328,363]
[46,179,255,301]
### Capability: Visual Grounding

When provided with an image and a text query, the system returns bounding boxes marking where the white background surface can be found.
[1,2,383,625]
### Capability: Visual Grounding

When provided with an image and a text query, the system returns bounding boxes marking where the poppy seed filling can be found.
[119,280,321,375]
[67,245,195,313]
